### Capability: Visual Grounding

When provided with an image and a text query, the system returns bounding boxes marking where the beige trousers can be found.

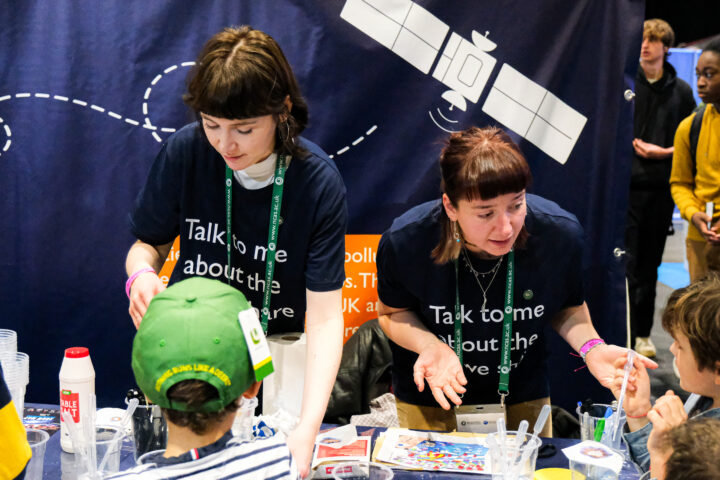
[686,237,720,282]
[395,396,553,437]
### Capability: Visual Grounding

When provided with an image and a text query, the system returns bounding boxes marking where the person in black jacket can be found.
[626,19,696,358]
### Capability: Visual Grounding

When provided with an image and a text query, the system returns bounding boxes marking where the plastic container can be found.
[59,347,95,453]
[486,431,542,480]
[25,428,50,480]
[575,403,626,451]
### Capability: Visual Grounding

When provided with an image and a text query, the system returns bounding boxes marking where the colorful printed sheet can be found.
[376,428,492,474]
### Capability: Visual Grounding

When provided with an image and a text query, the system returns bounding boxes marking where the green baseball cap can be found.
[132,277,270,412]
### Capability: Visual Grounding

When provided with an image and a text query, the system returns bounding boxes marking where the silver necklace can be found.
[461,246,504,311]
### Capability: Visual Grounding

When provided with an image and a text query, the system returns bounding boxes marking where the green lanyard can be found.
[225,154,287,333]
[453,249,515,403]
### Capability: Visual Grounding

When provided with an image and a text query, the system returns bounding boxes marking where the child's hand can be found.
[647,391,687,438]
[610,354,652,418]
[647,390,687,478]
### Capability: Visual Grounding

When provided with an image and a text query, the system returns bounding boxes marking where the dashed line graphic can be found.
[329,124,378,159]
[0,62,195,156]
[0,117,11,153]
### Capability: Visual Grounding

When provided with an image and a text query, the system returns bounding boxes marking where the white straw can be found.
[62,411,94,476]
[613,350,635,442]
[97,398,138,473]
[533,405,551,437]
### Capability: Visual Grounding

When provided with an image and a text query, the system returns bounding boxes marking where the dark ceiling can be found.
[645,0,720,46]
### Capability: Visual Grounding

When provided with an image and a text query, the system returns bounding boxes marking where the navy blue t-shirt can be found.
[377,195,585,406]
[129,123,347,335]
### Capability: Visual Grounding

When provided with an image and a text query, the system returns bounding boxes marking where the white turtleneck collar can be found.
[233,153,291,190]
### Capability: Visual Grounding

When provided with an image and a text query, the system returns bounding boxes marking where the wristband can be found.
[579,338,605,362]
[125,267,156,298]
[627,412,649,419]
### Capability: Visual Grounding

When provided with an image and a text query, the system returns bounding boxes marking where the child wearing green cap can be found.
[110,277,296,479]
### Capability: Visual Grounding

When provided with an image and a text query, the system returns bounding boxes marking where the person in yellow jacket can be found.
[0,365,30,480]
[670,38,720,282]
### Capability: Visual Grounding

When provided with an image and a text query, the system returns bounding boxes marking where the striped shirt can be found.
[107,431,297,479]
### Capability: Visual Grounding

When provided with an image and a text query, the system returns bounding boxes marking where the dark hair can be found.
[703,37,720,56]
[183,26,309,157]
[431,126,532,264]
[661,274,720,372]
[162,380,239,435]
[664,417,720,480]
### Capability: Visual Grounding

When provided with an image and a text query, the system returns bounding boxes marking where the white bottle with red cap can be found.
[59,346,95,453]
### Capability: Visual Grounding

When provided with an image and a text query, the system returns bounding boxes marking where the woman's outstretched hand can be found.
[413,341,468,410]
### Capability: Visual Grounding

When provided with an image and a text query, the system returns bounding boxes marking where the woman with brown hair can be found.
[124,26,346,475]
[376,126,654,434]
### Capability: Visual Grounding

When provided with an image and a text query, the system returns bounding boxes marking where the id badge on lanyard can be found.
[225,154,287,333]
[453,250,515,433]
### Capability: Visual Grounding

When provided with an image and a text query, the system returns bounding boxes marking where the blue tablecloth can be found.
[30,404,641,479]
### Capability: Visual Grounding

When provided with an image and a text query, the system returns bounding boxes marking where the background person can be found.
[625,18,695,357]
[124,26,346,475]
[670,38,720,282]
[376,126,655,435]
[111,277,295,479]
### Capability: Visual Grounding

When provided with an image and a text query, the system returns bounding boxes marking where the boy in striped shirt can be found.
[109,277,296,479]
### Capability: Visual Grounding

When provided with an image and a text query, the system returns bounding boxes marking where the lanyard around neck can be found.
[225,154,287,333]
[453,249,515,401]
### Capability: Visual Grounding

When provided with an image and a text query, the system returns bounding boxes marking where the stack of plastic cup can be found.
[0,329,17,358]
[0,329,30,419]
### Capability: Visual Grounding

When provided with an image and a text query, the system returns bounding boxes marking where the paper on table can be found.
[562,441,623,474]
[375,428,491,474]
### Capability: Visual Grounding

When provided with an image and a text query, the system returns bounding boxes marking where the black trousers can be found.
[625,188,675,339]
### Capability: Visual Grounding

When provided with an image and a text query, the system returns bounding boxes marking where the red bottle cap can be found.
[64,347,90,358]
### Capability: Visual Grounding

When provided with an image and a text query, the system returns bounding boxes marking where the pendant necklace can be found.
[461,246,504,311]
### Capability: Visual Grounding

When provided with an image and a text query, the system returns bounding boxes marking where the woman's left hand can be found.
[585,343,658,389]
[287,422,316,478]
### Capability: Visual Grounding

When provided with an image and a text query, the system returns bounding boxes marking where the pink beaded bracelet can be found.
[125,267,156,298]
[579,338,605,362]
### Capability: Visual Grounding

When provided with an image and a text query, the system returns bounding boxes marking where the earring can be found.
[453,222,461,243]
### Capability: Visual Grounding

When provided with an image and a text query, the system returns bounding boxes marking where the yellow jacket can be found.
[670,104,720,242]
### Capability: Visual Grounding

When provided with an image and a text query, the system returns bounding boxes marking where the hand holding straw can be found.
[612,350,635,442]
[97,398,139,473]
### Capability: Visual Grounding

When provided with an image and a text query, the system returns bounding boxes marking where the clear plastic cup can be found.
[330,461,394,479]
[75,425,124,478]
[231,396,258,441]
[569,458,619,480]
[576,404,626,450]
[0,329,17,358]
[9,384,26,419]
[25,428,50,480]
[487,431,542,480]
[2,352,29,385]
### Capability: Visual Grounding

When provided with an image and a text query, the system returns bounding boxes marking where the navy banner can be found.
[0,0,642,411]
